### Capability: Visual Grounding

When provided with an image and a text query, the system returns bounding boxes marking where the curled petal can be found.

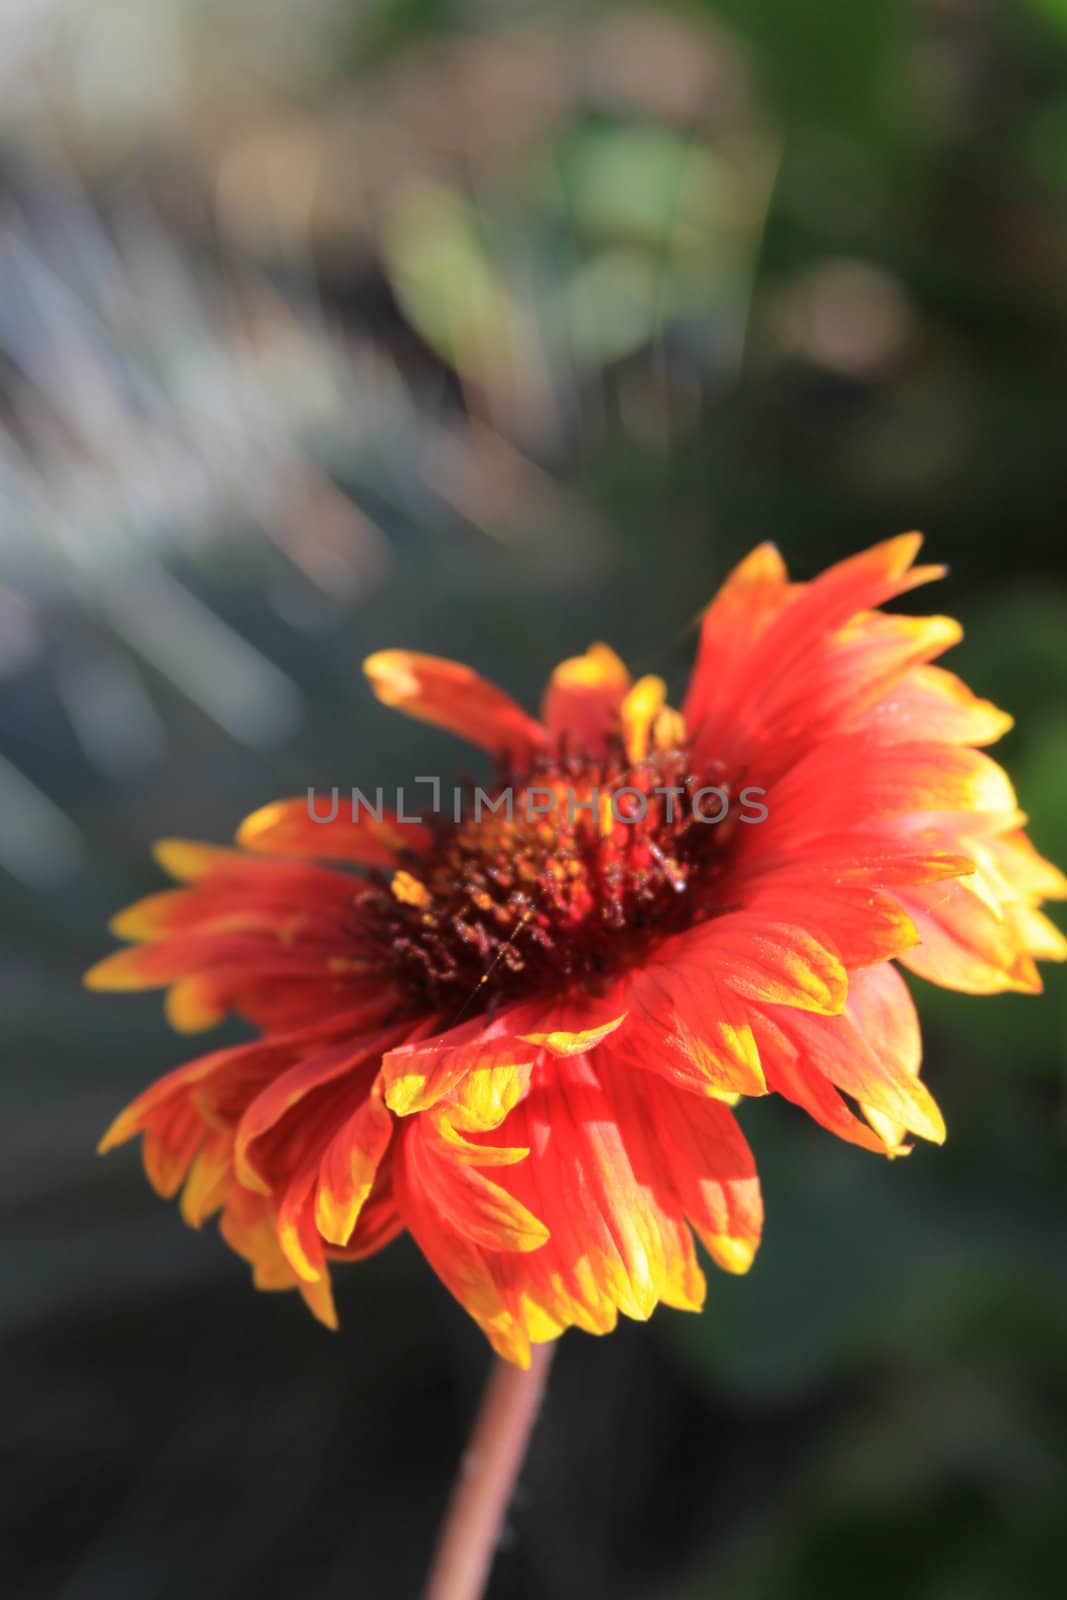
[845,965,923,1149]
[401,1116,549,1253]
[277,1159,330,1283]
[381,994,623,1116]
[758,1003,944,1145]
[220,1184,339,1329]
[234,1026,399,1194]
[542,642,630,754]
[98,1031,301,1155]
[364,650,547,765]
[393,1157,535,1366]
[315,1074,395,1247]
[619,677,668,763]
[180,1131,232,1228]
[165,976,231,1034]
[443,1059,535,1133]
[752,1007,896,1154]
[381,1010,540,1117]
[141,1098,203,1199]
[517,1014,626,1057]
[328,1174,404,1263]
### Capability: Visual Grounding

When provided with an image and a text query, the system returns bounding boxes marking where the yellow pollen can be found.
[390,871,432,908]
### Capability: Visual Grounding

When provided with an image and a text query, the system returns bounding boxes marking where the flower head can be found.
[89,536,1066,1363]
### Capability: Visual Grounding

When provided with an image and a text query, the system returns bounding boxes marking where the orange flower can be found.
[89,536,1066,1364]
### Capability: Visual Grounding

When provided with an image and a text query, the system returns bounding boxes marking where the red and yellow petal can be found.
[237,797,431,865]
[541,642,630,754]
[380,1011,535,1117]
[179,1130,233,1227]
[394,1042,755,1363]
[853,662,1014,747]
[93,534,1066,1359]
[844,965,924,1150]
[619,1062,763,1273]
[751,1006,898,1155]
[516,1013,627,1057]
[364,649,547,766]
[220,1183,339,1330]
[499,1054,711,1321]
[684,542,794,731]
[755,1001,945,1146]
[681,915,849,1016]
[314,1074,395,1246]
[896,875,1045,994]
[690,534,943,761]
[603,959,766,1099]
[233,1035,387,1195]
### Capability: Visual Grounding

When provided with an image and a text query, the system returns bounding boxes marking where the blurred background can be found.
[3,1,1067,1595]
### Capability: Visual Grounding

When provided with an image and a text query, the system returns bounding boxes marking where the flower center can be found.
[355,744,741,1011]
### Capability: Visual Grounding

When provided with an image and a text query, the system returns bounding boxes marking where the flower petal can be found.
[517,1014,626,1057]
[684,543,793,731]
[541,642,631,754]
[751,1007,893,1154]
[677,916,848,1015]
[443,1059,535,1133]
[381,1008,540,1116]
[845,965,923,1149]
[854,662,1014,746]
[237,797,431,865]
[740,880,920,968]
[364,650,547,765]
[314,1073,396,1246]
[761,740,1017,848]
[401,1117,549,1253]
[392,1154,535,1366]
[897,876,1044,994]
[630,1069,762,1273]
[179,1131,232,1227]
[234,1028,396,1195]
[498,1054,707,1325]
[604,958,766,1098]
[759,1003,945,1145]
[619,676,668,763]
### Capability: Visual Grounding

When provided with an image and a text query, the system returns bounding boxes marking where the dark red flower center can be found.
[355,743,742,1012]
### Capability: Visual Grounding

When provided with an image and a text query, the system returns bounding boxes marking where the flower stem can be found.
[422,1343,555,1600]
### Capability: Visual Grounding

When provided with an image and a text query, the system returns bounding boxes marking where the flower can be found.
[89,535,1066,1364]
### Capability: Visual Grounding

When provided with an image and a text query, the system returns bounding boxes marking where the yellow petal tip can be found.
[708,1235,758,1275]
[363,650,418,706]
[235,803,284,850]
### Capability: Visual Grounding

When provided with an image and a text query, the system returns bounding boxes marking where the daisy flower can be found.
[89,535,1066,1364]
